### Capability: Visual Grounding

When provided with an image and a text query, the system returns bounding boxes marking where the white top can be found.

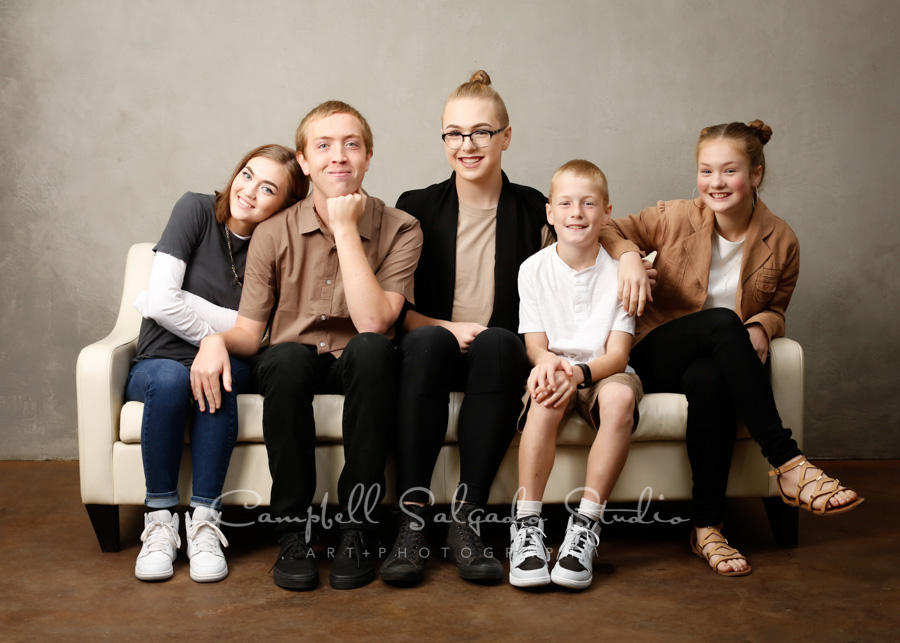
[518,243,635,372]
[134,251,239,346]
[703,232,745,312]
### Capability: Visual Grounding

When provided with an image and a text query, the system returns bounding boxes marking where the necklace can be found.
[223,221,242,288]
[716,236,743,290]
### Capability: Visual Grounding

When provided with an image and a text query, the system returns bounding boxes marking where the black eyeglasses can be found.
[441,127,507,149]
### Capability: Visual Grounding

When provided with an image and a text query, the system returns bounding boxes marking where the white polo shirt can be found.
[518,243,635,372]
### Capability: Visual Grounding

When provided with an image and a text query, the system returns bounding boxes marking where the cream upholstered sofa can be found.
[77,243,804,552]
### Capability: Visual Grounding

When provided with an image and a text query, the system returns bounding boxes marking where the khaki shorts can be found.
[518,371,644,433]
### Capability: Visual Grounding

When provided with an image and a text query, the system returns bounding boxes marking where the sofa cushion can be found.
[119,390,752,446]
[119,394,346,444]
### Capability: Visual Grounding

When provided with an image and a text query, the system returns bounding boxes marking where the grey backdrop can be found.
[2,0,898,459]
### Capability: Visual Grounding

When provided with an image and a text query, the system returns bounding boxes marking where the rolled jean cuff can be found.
[145,490,179,509]
[190,495,222,511]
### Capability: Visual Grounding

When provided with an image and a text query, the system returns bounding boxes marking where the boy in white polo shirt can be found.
[509,160,643,589]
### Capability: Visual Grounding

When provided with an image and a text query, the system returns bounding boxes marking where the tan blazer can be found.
[608,198,800,346]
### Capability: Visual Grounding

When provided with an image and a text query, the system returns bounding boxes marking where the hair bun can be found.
[748,120,773,145]
[469,70,492,86]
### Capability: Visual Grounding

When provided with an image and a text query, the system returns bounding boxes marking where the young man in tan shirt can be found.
[190,101,422,591]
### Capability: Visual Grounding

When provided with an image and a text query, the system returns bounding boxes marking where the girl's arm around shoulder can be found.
[606,199,694,258]
[609,200,689,316]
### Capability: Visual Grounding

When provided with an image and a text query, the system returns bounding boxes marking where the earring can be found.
[691,186,698,200]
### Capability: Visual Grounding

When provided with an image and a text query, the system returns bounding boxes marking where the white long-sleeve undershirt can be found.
[134,251,238,346]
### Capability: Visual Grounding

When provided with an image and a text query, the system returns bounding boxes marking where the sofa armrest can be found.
[77,243,154,504]
[766,337,804,496]
[768,337,804,447]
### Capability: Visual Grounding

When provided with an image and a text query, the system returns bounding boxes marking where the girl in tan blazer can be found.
[611,121,862,577]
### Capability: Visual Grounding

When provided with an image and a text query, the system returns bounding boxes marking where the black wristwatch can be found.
[575,363,592,389]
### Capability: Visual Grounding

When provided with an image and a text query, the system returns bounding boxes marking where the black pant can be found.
[253,333,396,539]
[395,326,529,505]
[628,308,802,527]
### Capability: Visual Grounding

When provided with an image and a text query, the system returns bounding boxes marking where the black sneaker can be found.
[272,532,318,590]
[444,502,503,582]
[329,528,378,590]
[380,504,430,584]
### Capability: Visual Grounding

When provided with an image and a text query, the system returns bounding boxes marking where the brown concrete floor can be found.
[0,460,897,641]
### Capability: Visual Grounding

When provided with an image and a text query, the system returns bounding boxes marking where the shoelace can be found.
[559,523,600,561]
[453,507,487,555]
[339,531,365,566]
[390,515,426,562]
[513,523,549,562]
[140,518,181,552]
[187,517,228,552]
[280,536,310,560]
[267,535,312,573]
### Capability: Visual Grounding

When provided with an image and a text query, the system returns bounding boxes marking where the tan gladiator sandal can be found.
[690,528,752,577]
[769,458,864,515]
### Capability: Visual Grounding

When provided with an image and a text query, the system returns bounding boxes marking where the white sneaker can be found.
[135,509,181,581]
[185,506,229,583]
[509,516,551,587]
[550,513,601,589]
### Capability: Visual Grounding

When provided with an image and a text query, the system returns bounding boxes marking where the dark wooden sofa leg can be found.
[762,497,798,548]
[85,504,121,552]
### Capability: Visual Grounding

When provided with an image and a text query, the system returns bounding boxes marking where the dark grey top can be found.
[133,192,249,367]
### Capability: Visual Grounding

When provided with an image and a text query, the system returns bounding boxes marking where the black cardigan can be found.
[396,172,549,334]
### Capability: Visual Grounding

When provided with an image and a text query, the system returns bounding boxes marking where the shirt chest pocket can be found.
[754,264,783,303]
[654,252,689,299]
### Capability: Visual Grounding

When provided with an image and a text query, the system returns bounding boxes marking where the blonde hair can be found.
[697,120,773,188]
[295,100,373,156]
[444,70,510,127]
[549,159,610,204]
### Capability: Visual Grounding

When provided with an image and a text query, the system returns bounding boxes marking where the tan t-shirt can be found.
[239,194,422,357]
[451,201,497,325]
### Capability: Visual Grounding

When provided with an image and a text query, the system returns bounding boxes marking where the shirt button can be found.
[326,280,332,285]
[320,315,327,321]
[319,342,325,347]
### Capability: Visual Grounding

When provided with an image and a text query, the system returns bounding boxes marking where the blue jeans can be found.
[125,357,251,510]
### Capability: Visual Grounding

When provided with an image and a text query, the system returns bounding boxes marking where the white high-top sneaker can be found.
[185,506,229,583]
[550,513,602,589]
[135,509,181,581]
[508,515,551,588]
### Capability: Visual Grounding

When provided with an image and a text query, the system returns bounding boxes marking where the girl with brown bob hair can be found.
[126,144,306,584]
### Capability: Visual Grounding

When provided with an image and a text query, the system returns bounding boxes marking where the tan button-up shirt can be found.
[239,194,422,356]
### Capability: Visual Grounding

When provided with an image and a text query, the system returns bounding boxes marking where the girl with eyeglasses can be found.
[381,71,639,585]
[126,144,307,583]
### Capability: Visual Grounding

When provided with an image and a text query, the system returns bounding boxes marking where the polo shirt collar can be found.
[296,191,375,240]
